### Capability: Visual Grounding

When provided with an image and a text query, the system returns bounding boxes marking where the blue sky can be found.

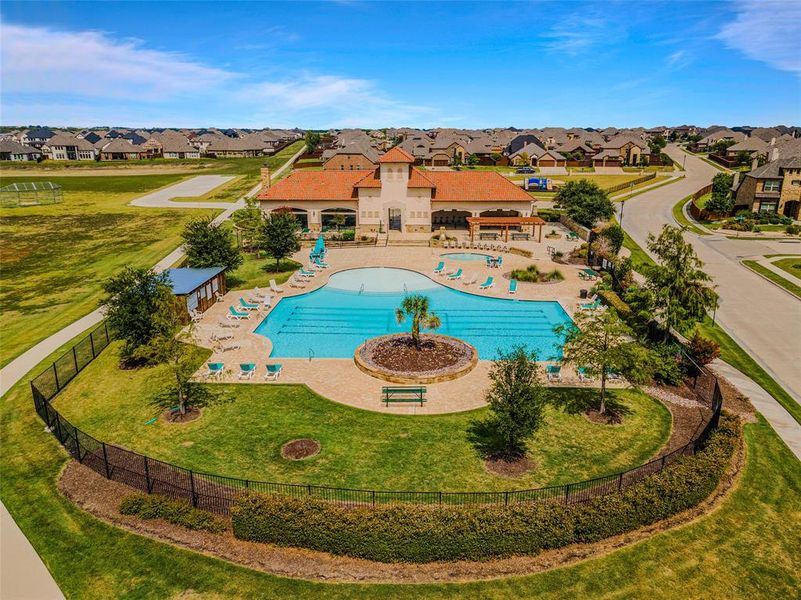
[1,1,799,129]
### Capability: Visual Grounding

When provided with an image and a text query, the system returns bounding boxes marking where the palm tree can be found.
[395,294,441,349]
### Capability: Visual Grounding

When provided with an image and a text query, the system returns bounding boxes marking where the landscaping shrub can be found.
[510,265,563,282]
[231,416,739,563]
[688,331,721,366]
[786,224,801,236]
[597,290,632,319]
[651,342,686,386]
[119,493,227,533]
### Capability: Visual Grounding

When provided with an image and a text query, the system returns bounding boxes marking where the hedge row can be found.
[231,415,739,563]
[597,289,632,318]
[119,493,227,533]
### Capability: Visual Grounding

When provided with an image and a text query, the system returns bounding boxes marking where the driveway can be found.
[617,144,801,404]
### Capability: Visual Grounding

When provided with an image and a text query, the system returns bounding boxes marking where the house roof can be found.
[166,267,225,295]
[728,137,769,152]
[379,146,415,163]
[260,170,365,201]
[603,134,647,150]
[100,139,143,153]
[45,134,96,150]
[354,166,435,189]
[0,140,41,154]
[426,171,534,202]
[746,157,801,179]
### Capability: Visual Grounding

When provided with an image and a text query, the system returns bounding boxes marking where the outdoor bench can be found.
[382,386,427,406]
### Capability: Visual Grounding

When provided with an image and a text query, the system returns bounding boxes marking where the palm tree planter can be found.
[395,294,442,349]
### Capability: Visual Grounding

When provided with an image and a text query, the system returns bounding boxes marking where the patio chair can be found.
[479,276,495,290]
[314,257,330,268]
[214,291,225,303]
[578,367,594,382]
[447,268,463,280]
[217,339,241,352]
[496,256,503,269]
[288,276,307,289]
[238,363,257,380]
[546,365,562,382]
[264,364,283,381]
[252,287,269,301]
[463,273,477,285]
[509,279,518,294]
[298,268,317,278]
[606,370,623,382]
[210,331,234,342]
[189,309,203,323]
[227,306,251,320]
[239,297,259,311]
[433,261,445,274]
[204,362,225,380]
[217,319,239,329]
[578,298,601,311]
[269,279,284,294]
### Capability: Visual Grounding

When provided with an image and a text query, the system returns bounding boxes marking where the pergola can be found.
[466,216,546,243]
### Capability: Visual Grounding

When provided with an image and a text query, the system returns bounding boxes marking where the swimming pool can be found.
[255,268,571,360]
[442,252,493,262]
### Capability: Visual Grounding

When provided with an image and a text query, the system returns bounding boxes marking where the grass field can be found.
[53,342,670,490]
[226,253,303,290]
[772,257,801,279]
[0,174,218,367]
[741,260,801,299]
[0,331,798,598]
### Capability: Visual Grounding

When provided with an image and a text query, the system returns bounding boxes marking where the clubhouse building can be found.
[258,147,536,235]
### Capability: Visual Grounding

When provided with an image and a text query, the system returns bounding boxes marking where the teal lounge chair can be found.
[264,364,283,381]
[578,367,593,382]
[239,297,259,311]
[447,268,463,280]
[479,276,495,289]
[227,306,251,320]
[314,258,330,268]
[433,261,445,274]
[238,363,257,380]
[205,362,225,379]
[299,268,317,278]
[579,299,601,311]
[509,279,517,294]
[546,365,561,382]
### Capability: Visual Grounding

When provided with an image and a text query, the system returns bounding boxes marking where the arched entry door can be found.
[388,208,402,231]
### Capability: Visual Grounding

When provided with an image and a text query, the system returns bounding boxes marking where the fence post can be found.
[52,363,60,393]
[89,331,96,358]
[438,491,442,505]
[189,471,198,507]
[307,484,312,496]
[101,443,111,479]
[144,456,152,493]
[371,490,376,507]
[564,483,571,505]
[104,321,110,345]
[618,472,623,491]
[72,346,79,373]
[660,455,667,472]
[53,413,63,443]
[504,491,509,506]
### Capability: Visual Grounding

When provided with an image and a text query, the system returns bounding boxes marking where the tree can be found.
[490,152,503,165]
[556,308,639,415]
[648,135,667,155]
[451,150,462,166]
[394,294,441,349]
[706,172,734,214]
[260,210,301,269]
[182,216,243,271]
[466,153,480,167]
[736,150,752,167]
[555,180,614,227]
[710,138,736,154]
[231,200,264,252]
[304,131,321,153]
[101,267,173,363]
[644,225,718,340]
[688,330,721,366]
[484,346,548,458]
[599,224,624,255]
[328,213,346,231]
[518,151,530,166]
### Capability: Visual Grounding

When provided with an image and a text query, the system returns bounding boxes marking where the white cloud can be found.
[717,0,801,77]
[542,14,618,56]
[666,50,690,70]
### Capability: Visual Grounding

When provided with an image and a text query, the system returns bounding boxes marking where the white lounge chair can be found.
[462,273,477,286]
[211,331,234,342]
[238,363,256,380]
[270,279,284,294]
[289,276,307,289]
[216,339,241,352]
[217,319,239,329]
[264,364,283,381]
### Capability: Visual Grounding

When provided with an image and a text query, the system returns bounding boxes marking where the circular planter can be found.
[354,333,478,384]
[281,439,321,460]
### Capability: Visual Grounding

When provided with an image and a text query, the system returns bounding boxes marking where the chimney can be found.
[260,166,271,188]
[770,137,776,146]
[751,157,759,171]
[772,148,779,162]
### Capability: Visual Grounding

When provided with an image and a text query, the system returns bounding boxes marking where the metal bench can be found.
[381,386,427,406]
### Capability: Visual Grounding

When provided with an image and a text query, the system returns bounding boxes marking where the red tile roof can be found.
[258,170,363,201]
[354,166,435,188]
[378,146,415,163]
[427,171,533,202]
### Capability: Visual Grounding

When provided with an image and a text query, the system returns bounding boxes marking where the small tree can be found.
[304,131,321,153]
[329,213,346,231]
[706,172,734,215]
[484,346,547,458]
[182,216,243,271]
[490,152,503,165]
[555,180,614,228]
[101,267,173,363]
[556,309,637,415]
[599,224,624,255]
[466,153,480,167]
[518,151,530,166]
[645,225,718,339]
[260,210,300,269]
[688,330,721,365]
[395,294,441,349]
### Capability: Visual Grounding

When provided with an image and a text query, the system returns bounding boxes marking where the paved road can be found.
[618,145,801,405]
[0,145,304,596]
[129,174,236,208]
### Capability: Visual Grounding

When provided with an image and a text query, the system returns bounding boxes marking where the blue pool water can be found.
[255,268,571,360]
[441,252,493,262]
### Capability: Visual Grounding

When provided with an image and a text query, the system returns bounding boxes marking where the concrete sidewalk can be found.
[130,174,236,209]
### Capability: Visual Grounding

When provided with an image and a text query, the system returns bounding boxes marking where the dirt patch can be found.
[484,455,535,477]
[161,406,202,424]
[583,408,623,425]
[717,376,758,423]
[57,429,744,584]
[281,439,321,461]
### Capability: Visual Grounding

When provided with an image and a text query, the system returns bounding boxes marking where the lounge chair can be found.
[288,277,307,289]
[217,319,239,329]
[463,273,477,286]
[546,365,561,382]
[238,363,257,380]
[269,279,284,294]
[204,362,225,380]
[496,256,503,269]
[214,291,225,303]
[433,261,445,274]
[210,331,234,342]
[509,279,517,294]
[264,364,283,381]
[447,268,463,280]
[314,257,330,268]
[189,309,203,323]
[479,276,495,290]
[239,297,259,311]
[227,306,251,320]
[217,339,241,352]
[252,287,269,301]
[579,299,601,311]
[298,268,316,278]
[606,370,622,382]
[578,367,593,382]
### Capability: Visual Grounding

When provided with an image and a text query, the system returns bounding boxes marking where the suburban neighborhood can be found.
[1,2,800,600]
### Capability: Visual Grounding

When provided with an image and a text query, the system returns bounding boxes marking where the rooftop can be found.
[166,267,225,295]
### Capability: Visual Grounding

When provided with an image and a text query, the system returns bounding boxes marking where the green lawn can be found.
[1,331,798,598]
[226,253,303,290]
[53,342,670,490]
[742,260,801,299]
[0,174,218,367]
[672,194,708,235]
[772,257,801,279]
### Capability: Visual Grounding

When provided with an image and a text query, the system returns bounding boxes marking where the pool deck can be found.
[190,230,618,414]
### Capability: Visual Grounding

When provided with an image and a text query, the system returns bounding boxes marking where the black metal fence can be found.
[32,322,722,516]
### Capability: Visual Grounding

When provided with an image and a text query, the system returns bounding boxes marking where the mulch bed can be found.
[483,454,535,477]
[583,408,623,425]
[161,406,201,424]
[281,439,320,461]
[359,334,474,379]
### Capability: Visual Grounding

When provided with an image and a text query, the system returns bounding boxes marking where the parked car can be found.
[515,166,535,174]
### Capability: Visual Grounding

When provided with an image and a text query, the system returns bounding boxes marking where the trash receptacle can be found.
[580,289,588,299]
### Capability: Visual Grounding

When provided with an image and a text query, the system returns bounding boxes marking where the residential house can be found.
[21,127,56,149]
[42,134,97,160]
[258,146,535,234]
[322,142,380,170]
[0,140,43,161]
[594,134,650,166]
[99,139,148,161]
[725,136,770,160]
[732,157,801,218]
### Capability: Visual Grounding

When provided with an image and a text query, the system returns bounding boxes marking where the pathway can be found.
[0,146,305,597]
[129,174,236,209]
